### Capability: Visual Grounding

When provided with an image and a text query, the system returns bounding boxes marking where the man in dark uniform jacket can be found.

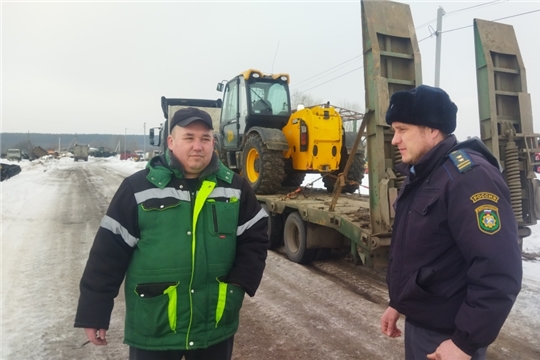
[380,85,522,360]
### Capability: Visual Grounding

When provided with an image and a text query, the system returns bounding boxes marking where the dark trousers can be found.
[129,336,234,360]
[405,321,487,360]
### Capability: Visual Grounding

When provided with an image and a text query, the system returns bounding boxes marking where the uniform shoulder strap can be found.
[448,149,474,173]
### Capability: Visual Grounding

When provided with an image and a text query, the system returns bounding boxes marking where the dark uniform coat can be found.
[387,135,522,355]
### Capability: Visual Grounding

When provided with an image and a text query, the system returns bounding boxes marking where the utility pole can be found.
[434,6,445,88]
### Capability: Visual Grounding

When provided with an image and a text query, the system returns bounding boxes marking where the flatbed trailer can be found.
[257,188,388,267]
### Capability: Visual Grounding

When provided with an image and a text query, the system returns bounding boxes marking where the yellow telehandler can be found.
[215,69,365,194]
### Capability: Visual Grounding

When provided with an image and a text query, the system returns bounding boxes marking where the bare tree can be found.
[290,90,324,110]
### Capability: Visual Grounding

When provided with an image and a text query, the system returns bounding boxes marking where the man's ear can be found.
[167,135,174,150]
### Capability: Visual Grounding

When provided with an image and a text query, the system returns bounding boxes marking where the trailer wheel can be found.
[323,150,365,193]
[261,203,283,249]
[243,134,284,194]
[284,212,317,264]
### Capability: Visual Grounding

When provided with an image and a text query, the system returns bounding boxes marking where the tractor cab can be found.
[217,69,291,151]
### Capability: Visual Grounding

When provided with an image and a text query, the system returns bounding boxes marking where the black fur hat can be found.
[385,85,458,134]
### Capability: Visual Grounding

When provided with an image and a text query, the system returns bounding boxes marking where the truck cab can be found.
[6,149,22,162]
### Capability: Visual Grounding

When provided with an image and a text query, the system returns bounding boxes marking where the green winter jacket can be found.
[123,155,245,350]
[74,151,269,351]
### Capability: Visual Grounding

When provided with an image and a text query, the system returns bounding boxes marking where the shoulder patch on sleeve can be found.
[470,192,499,204]
[475,205,501,234]
[449,149,474,173]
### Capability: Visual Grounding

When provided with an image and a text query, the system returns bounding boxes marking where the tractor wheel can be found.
[243,134,285,194]
[281,172,306,188]
[261,203,283,249]
[323,149,366,193]
[283,212,317,264]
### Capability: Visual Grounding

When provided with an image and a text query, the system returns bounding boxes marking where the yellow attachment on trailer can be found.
[282,105,343,172]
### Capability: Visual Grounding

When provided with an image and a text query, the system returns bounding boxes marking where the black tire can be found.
[283,212,317,264]
[243,134,285,194]
[315,248,333,261]
[323,148,365,193]
[261,203,283,249]
[281,172,306,188]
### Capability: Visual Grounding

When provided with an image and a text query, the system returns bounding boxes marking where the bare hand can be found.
[427,339,471,360]
[380,306,402,338]
[84,328,108,346]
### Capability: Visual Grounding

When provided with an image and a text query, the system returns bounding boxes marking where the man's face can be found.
[167,121,214,178]
[391,122,440,165]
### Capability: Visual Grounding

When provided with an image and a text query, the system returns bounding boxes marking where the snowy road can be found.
[1,157,539,359]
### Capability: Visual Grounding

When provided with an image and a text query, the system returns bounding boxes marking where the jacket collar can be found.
[146,150,233,188]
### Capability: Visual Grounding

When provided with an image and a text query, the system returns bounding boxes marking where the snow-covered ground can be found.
[1,156,539,356]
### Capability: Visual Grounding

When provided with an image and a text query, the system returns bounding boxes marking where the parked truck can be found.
[6,149,22,162]
[73,144,89,162]
[149,96,222,151]
[150,0,539,267]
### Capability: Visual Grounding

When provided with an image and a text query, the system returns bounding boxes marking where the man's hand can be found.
[427,339,471,360]
[84,328,108,346]
[380,306,402,338]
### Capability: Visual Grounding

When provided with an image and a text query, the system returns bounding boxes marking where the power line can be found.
[292,55,362,87]
[294,1,536,96]
[442,8,540,35]
[445,0,506,16]
[296,66,363,94]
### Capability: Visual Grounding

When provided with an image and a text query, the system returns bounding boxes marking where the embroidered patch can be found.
[470,192,499,204]
[475,205,501,234]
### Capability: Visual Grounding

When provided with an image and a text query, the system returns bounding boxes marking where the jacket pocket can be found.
[141,197,181,212]
[206,198,240,235]
[134,281,179,336]
[401,269,444,303]
[411,195,439,216]
[214,279,245,328]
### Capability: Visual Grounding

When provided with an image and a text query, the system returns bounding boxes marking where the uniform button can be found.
[187,231,192,235]
[229,290,233,294]
[189,341,194,346]
[180,185,184,189]
[191,289,195,293]
[158,182,162,185]
[160,205,164,209]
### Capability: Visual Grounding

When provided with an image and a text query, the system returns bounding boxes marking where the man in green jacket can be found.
[75,107,270,360]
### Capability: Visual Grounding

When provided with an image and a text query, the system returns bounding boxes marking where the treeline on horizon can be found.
[1,132,158,154]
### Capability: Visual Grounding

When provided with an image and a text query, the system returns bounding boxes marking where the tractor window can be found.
[222,81,238,122]
[249,81,290,115]
[268,83,290,114]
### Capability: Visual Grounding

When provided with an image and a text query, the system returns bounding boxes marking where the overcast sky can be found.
[2,0,539,141]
